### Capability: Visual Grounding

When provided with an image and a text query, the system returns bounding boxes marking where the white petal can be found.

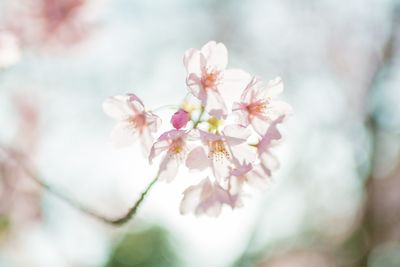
[205,89,228,119]
[219,69,252,105]
[180,179,205,215]
[145,112,162,132]
[186,146,210,171]
[265,77,284,98]
[140,127,153,157]
[223,124,251,140]
[186,73,203,99]
[251,115,270,136]
[110,121,138,148]
[103,95,133,120]
[149,139,170,163]
[212,156,231,182]
[158,156,180,182]
[183,48,202,76]
[201,41,228,70]
[231,143,256,164]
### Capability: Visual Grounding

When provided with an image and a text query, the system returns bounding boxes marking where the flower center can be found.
[168,138,185,156]
[129,114,146,129]
[246,100,268,116]
[208,140,230,161]
[202,70,220,89]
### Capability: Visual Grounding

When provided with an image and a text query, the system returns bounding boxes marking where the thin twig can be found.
[193,106,205,129]
[1,143,159,226]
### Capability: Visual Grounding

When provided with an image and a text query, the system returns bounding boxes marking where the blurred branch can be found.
[354,4,400,266]
[0,143,159,226]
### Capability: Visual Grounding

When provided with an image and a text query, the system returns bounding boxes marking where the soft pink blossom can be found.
[103,94,161,154]
[180,177,240,216]
[149,129,191,182]
[256,115,286,177]
[170,109,190,129]
[233,77,291,135]
[184,41,250,119]
[0,31,21,68]
[229,162,273,194]
[185,125,254,181]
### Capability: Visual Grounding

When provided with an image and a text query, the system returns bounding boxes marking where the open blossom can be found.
[184,41,250,119]
[103,94,161,154]
[180,177,241,217]
[186,125,254,182]
[149,130,191,182]
[233,77,291,135]
[0,31,21,68]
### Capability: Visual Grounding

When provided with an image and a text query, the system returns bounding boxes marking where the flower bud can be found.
[171,109,190,129]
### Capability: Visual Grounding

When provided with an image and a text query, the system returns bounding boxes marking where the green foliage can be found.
[105,226,180,267]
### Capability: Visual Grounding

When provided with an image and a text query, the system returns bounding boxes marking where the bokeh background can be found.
[1,0,400,266]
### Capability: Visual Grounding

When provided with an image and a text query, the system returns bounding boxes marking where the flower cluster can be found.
[103,41,291,217]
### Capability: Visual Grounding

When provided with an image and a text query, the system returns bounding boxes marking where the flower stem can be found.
[193,106,205,129]
[1,144,159,226]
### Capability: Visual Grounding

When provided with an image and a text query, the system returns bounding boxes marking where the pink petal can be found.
[251,115,270,136]
[186,146,210,171]
[126,94,145,113]
[230,143,256,164]
[145,112,162,132]
[223,124,251,141]
[205,89,227,119]
[219,69,252,104]
[158,155,180,182]
[183,48,202,76]
[180,179,206,215]
[140,127,153,157]
[247,164,272,189]
[260,152,280,170]
[102,95,133,120]
[149,129,186,163]
[232,103,251,126]
[268,100,293,117]
[211,155,231,182]
[186,73,203,99]
[258,115,285,153]
[230,162,252,177]
[239,76,260,103]
[110,121,139,148]
[200,41,228,70]
[180,178,233,216]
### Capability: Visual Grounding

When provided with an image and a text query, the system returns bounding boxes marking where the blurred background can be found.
[0,0,400,266]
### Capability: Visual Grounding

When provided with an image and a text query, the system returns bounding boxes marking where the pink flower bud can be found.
[171,109,190,129]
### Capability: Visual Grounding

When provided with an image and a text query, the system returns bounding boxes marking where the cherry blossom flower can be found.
[184,41,250,119]
[37,0,89,44]
[101,41,291,218]
[180,177,241,217]
[0,31,21,68]
[149,130,191,182]
[171,109,190,130]
[103,94,161,154]
[185,125,254,181]
[233,76,291,135]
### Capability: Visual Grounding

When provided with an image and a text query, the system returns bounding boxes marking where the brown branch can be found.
[1,143,159,226]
